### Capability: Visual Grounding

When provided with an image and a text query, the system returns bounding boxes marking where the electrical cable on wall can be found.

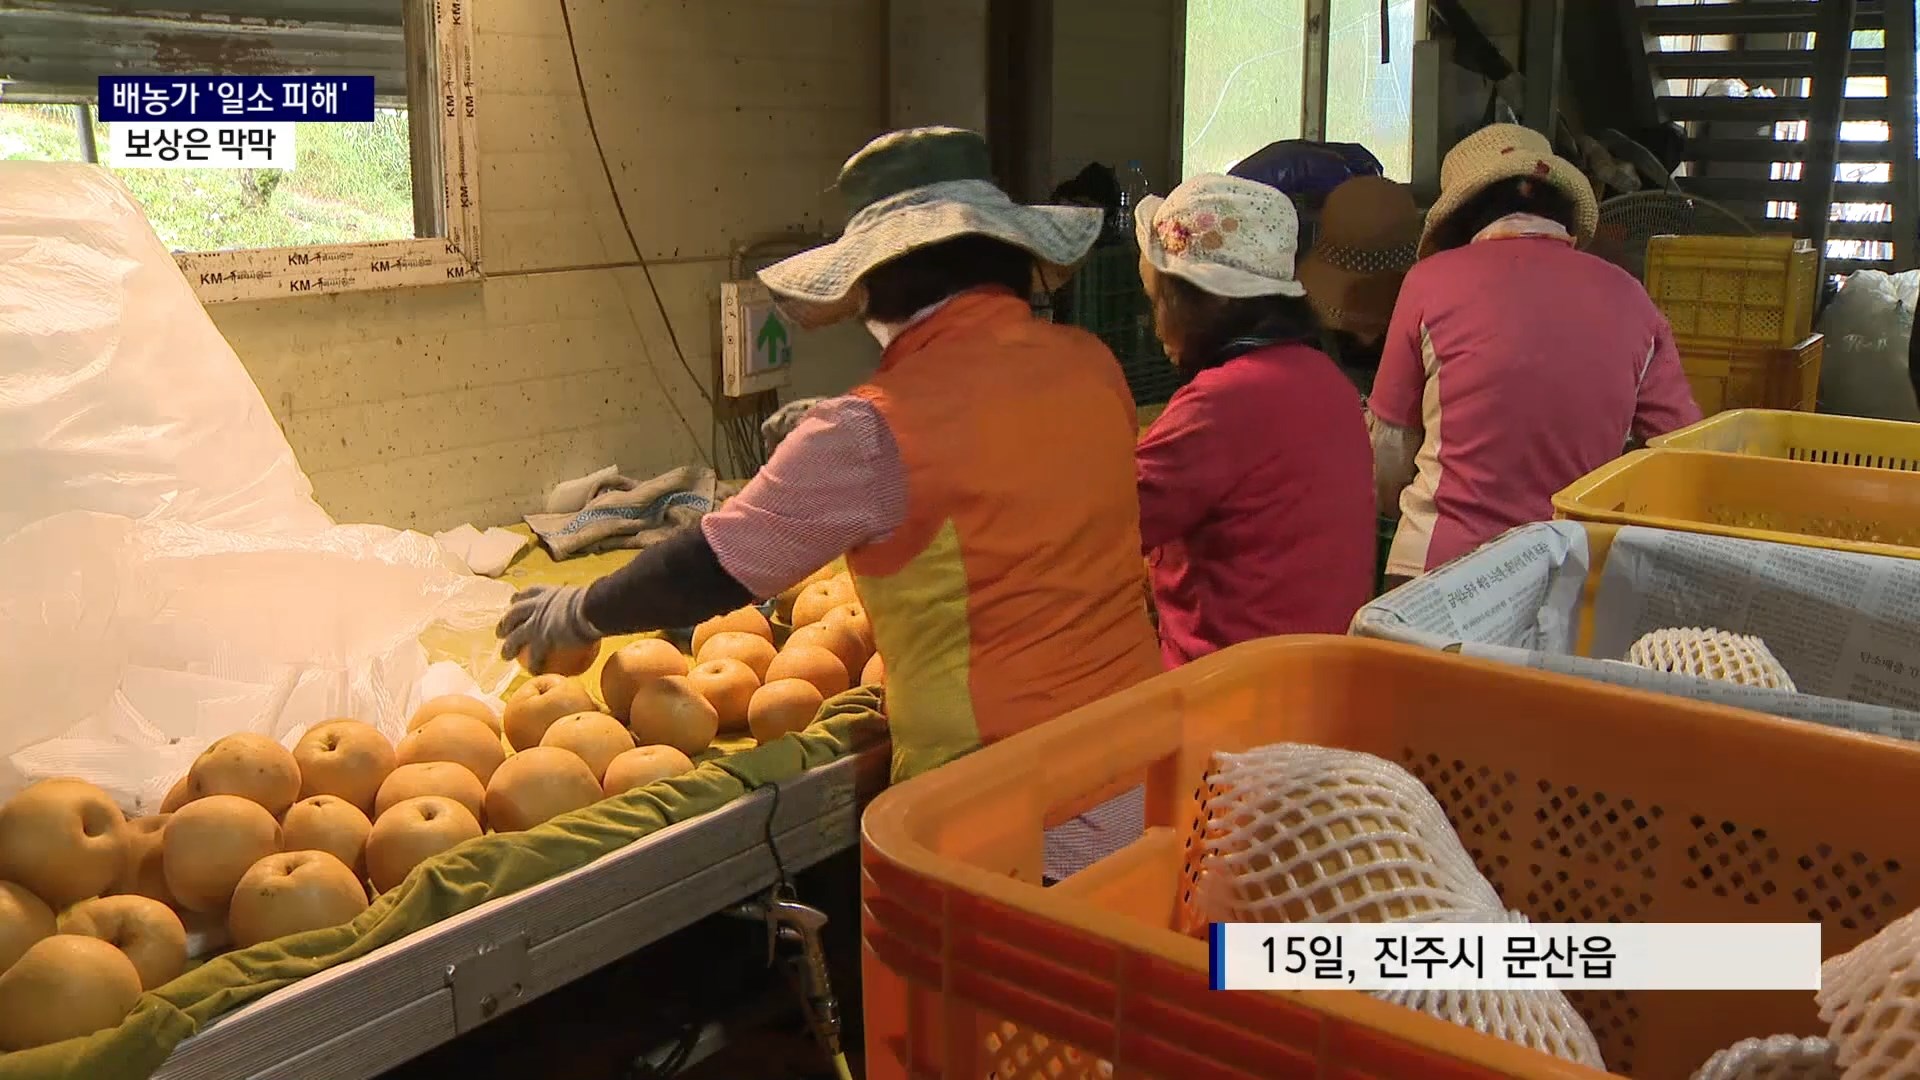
[556,0,716,471]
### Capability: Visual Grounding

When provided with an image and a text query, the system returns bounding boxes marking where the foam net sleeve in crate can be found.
[1817,903,1920,1078]
[1185,745,1604,1069]
[1379,910,1607,1070]
[1690,1035,1839,1080]
[982,1020,1112,1080]
[1188,743,1505,923]
[1626,627,1799,692]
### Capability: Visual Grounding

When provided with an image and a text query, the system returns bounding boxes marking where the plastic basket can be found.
[1644,234,1818,350]
[861,637,1920,1079]
[1054,243,1180,408]
[1649,409,1920,472]
[1551,448,1920,559]
[1352,520,1920,735]
[1678,334,1822,416]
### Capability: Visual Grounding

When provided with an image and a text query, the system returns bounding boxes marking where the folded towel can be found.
[525,465,729,560]
[432,524,530,577]
[543,463,624,515]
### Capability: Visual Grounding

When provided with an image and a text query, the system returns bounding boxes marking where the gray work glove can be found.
[761,397,828,454]
[495,584,602,672]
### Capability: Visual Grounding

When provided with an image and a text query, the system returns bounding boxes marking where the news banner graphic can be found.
[97,75,377,170]
[1210,922,1823,991]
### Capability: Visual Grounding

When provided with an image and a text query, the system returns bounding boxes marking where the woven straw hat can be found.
[1133,173,1306,299]
[1296,176,1420,338]
[1416,123,1598,259]
[757,127,1101,329]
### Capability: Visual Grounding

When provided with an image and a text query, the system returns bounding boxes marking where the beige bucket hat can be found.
[1134,173,1307,299]
[758,127,1102,329]
[1416,123,1599,259]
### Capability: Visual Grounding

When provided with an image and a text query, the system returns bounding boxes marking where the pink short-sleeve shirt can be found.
[1370,237,1701,575]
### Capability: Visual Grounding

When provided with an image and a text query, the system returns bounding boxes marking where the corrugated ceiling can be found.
[0,0,406,102]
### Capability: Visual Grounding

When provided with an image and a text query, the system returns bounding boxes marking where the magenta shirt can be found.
[1369,237,1702,575]
[1136,342,1375,667]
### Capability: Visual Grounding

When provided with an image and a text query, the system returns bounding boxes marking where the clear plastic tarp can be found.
[0,162,512,807]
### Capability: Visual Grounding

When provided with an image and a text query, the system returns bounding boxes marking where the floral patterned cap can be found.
[1134,173,1306,299]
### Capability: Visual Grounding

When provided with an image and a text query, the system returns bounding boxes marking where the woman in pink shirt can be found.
[1133,175,1376,667]
[1369,125,1701,587]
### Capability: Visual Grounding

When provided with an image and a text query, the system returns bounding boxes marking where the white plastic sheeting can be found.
[0,162,512,807]
[1817,269,1920,422]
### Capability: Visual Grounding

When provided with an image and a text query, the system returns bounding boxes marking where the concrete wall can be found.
[209,0,886,532]
[889,0,990,130]
[1050,0,1182,193]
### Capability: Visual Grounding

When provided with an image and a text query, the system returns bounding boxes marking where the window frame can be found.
[1175,0,1432,181]
[169,0,482,303]
[1173,0,1325,178]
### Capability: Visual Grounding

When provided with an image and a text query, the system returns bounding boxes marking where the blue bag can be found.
[1228,140,1384,201]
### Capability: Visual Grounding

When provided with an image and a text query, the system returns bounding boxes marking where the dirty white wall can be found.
[209,0,886,532]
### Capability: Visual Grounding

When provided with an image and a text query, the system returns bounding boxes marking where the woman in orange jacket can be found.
[498,127,1163,880]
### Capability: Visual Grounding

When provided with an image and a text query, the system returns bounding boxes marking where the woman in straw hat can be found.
[498,127,1161,880]
[1367,124,1700,588]
[1133,174,1375,664]
[1294,175,1422,396]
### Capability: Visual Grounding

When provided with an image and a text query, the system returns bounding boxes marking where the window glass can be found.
[1182,0,1306,177]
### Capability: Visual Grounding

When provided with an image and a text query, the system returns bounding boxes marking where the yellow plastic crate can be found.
[1651,409,1920,471]
[1679,334,1822,415]
[1552,448,1920,559]
[1645,234,1819,349]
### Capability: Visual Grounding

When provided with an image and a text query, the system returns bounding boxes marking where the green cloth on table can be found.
[1374,515,1397,596]
[0,690,887,1080]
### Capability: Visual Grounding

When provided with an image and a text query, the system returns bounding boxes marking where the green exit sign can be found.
[721,280,795,397]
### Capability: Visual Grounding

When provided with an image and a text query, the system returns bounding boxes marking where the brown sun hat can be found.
[1295,176,1421,340]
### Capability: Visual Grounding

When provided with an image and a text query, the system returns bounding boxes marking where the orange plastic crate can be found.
[861,637,1920,1079]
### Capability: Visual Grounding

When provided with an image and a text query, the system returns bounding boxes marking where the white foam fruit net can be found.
[1817,903,1920,1078]
[1187,743,1604,1070]
[1691,1035,1839,1080]
[1375,909,1607,1068]
[1191,744,1502,923]
[1625,627,1798,692]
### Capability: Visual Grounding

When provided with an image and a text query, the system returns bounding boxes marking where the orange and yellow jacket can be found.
[847,288,1164,782]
